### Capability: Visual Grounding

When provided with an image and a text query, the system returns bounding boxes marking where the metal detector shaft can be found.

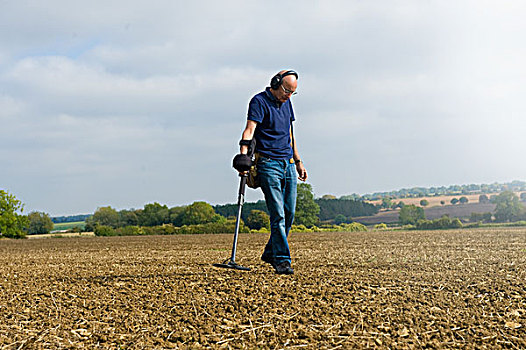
[213,139,255,271]
[213,173,250,271]
[230,174,247,263]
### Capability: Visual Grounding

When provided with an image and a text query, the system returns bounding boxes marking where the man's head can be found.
[270,70,298,103]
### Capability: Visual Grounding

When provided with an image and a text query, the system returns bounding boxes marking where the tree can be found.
[494,191,524,222]
[450,198,459,205]
[179,201,218,225]
[316,198,378,221]
[470,212,492,223]
[459,196,469,204]
[340,193,362,201]
[479,194,489,204]
[420,199,429,207]
[520,192,526,201]
[119,209,139,226]
[399,204,425,225]
[169,206,185,226]
[139,202,169,226]
[86,206,120,229]
[295,183,320,228]
[0,190,28,238]
[321,194,336,200]
[246,210,270,230]
[381,198,394,209]
[440,200,445,206]
[333,214,347,225]
[27,211,54,235]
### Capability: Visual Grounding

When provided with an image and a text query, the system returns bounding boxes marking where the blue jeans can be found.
[257,156,297,265]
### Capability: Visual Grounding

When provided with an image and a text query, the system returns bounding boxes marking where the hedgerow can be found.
[93,220,248,236]
[93,221,368,237]
[415,215,463,230]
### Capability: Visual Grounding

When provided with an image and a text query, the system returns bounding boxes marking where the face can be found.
[274,76,298,103]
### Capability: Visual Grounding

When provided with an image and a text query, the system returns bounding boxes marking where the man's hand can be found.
[296,161,307,182]
[233,153,252,173]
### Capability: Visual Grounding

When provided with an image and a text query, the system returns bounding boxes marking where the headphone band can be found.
[280,70,298,80]
[270,70,298,90]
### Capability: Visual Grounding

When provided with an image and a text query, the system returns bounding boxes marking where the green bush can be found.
[94,225,116,236]
[502,220,526,227]
[374,223,388,230]
[291,224,317,233]
[339,222,367,232]
[333,214,347,225]
[415,215,463,230]
[27,211,54,235]
[71,226,83,233]
[246,210,270,230]
[451,218,463,228]
[399,204,425,225]
[115,226,145,236]
[250,227,270,234]
[470,212,493,223]
[291,222,367,233]
[141,224,177,235]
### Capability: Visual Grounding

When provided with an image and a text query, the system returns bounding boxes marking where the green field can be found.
[51,221,86,231]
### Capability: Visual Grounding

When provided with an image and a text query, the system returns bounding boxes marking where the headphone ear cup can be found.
[270,73,281,90]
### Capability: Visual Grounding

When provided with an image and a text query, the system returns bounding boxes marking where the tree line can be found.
[340,180,526,201]
[52,214,91,224]
[84,184,372,232]
[1,184,373,238]
[214,186,378,226]
[4,185,525,239]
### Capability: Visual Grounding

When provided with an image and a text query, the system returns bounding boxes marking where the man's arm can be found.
[291,127,308,182]
[240,120,258,154]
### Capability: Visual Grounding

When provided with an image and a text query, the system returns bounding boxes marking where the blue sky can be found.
[1,1,526,215]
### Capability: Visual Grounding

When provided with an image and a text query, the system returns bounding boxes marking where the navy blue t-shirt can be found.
[247,87,295,159]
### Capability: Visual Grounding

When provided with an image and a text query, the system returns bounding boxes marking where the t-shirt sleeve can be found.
[247,97,264,123]
[289,101,295,122]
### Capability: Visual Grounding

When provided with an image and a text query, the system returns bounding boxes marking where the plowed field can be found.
[1,228,524,349]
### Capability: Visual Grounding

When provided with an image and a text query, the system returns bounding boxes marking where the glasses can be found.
[281,84,297,95]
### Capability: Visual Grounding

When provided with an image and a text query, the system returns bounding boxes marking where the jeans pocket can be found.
[257,156,271,165]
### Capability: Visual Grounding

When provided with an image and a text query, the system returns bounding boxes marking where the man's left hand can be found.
[296,162,307,182]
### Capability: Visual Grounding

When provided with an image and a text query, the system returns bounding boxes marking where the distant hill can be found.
[339,180,526,201]
[354,202,497,225]
[52,214,91,224]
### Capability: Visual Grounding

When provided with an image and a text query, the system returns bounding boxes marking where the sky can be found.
[1,1,526,216]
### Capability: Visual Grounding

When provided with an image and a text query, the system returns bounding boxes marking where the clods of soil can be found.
[0,228,524,349]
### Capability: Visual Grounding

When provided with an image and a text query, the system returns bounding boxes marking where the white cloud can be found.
[1,1,526,214]
[0,94,26,118]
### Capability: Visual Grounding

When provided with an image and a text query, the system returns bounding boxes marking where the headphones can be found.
[270,70,298,90]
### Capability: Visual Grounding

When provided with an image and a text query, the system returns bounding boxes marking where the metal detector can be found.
[213,140,255,271]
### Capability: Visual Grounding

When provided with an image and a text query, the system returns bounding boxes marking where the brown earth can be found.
[0,229,524,349]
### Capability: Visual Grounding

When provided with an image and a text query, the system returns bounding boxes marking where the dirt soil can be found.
[0,228,524,349]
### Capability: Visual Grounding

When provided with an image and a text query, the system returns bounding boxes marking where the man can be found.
[234,70,307,275]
